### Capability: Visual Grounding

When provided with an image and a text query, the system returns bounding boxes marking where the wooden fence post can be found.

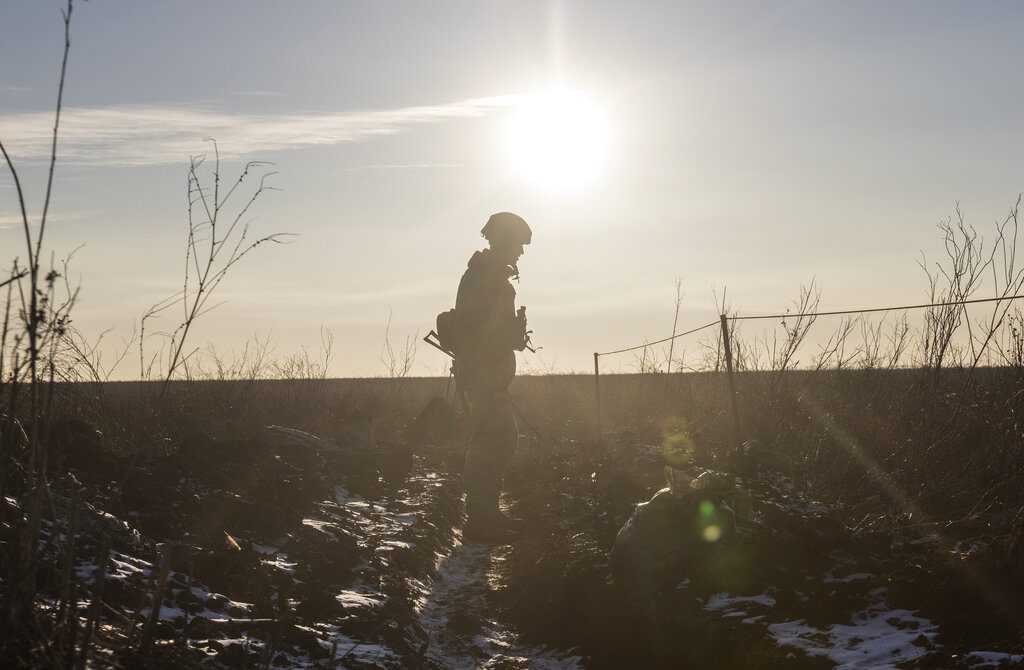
[719,314,744,459]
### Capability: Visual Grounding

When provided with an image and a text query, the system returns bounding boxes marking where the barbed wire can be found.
[595,292,1024,359]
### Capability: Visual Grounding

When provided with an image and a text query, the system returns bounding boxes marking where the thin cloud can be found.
[229,91,290,97]
[345,163,464,171]
[0,212,86,229]
[0,95,523,167]
[213,277,450,308]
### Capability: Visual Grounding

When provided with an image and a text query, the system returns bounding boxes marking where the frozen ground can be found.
[416,537,583,670]
[11,423,1024,669]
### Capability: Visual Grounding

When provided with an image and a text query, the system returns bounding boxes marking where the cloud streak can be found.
[345,163,464,171]
[0,212,86,229]
[0,95,521,167]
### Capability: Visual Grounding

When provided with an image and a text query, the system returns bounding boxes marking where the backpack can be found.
[435,308,462,355]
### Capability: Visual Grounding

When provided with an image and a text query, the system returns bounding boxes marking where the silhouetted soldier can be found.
[455,212,532,544]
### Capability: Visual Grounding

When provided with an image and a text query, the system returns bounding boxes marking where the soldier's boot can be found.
[465,496,519,544]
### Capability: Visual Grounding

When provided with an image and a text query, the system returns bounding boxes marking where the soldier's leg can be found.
[464,390,501,518]
[490,391,518,502]
[464,390,518,540]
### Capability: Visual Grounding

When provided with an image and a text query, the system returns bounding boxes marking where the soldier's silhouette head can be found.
[481,212,531,267]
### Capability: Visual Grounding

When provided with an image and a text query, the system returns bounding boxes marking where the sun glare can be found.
[505,90,609,191]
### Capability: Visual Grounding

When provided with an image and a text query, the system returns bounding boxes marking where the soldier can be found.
[454,212,532,543]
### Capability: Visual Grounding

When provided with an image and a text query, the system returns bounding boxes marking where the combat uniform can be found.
[454,248,524,533]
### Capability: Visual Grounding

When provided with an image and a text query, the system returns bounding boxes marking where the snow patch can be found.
[964,650,1024,668]
[768,606,937,669]
[336,587,385,609]
[705,592,777,611]
[301,517,339,539]
[260,554,297,574]
[251,543,280,555]
[824,572,875,584]
[416,543,582,669]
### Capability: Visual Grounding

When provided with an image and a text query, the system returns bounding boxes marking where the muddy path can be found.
[18,422,583,669]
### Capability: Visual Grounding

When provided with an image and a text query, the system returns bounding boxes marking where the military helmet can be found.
[481,212,531,246]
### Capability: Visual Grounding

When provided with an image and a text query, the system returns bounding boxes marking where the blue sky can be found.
[3,1,1024,376]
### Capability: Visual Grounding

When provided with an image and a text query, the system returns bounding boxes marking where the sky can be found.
[2,0,1024,378]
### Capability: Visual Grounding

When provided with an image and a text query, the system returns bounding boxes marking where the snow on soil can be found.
[768,605,937,669]
[416,537,583,670]
[336,586,386,610]
[693,479,947,669]
[704,592,777,611]
[964,650,1024,667]
[49,432,1023,668]
[259,552,298,574]
[701,582,941,668]
[823,572,875,584]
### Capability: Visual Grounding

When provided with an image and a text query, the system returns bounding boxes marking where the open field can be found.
[7,2,1024,668]
[2,369,1023,668]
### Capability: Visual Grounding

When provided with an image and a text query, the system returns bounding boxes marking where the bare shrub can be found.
[139,141,293,415]
[191,331,276,382]
[379,309,417,381]
[814,316,859,371]
[917,206,990,369]
[270,327,335,381]
[1000,308,1024,369]
[632,341,666,374]
[769,279,820,374]
[965,198,1024,370]
[884,313,912,369]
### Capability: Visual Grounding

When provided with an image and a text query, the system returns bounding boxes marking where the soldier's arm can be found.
[489,283,526,351]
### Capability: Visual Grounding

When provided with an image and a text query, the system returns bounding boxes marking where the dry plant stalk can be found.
[770,279,820,374]
[814,316,859,371]
[75,536,110,670]
[380,308,417,385]
[140,140,294,414]
[666,276,684,374]
[0,0,78,655]
[139,548,173,652]
[918,206,990,370]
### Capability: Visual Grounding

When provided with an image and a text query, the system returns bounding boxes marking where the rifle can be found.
[422,330,547,445]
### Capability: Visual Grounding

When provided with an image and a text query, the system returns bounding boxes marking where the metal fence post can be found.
[594,352,604,450]
[719,314,744,458]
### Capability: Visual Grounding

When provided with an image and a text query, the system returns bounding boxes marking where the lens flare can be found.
[699,500,716,518]
[661,415,695,467]
[699,499,724,542]
[702,525,722,542]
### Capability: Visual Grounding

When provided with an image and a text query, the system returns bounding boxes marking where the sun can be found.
[505,90,609,191]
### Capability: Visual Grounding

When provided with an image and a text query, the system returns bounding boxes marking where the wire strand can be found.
[597,320,719,357]
[730,292,1024,322]
[595,291,1024,359]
